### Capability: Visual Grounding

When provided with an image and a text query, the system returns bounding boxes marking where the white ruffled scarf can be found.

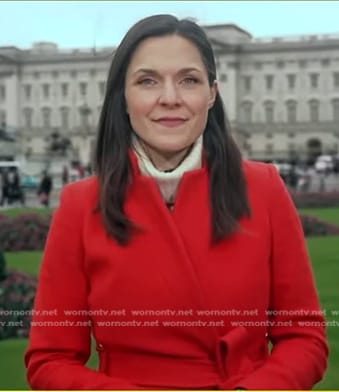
[132,134,203,207]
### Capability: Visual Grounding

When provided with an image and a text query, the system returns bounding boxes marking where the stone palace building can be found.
[1,23,339,165]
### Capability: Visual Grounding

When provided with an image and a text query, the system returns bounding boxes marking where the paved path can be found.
[1,172,339,211]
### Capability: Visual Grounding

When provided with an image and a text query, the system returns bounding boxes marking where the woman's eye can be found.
[182,77,199,85]
[138,78,157,86]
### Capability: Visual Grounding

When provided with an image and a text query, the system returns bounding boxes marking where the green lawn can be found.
[0,209,338,389]
[5,251,42,276]
[299,207,339,226]
[0,207,53,217]
[0,338,98,390]
[307,237,339,389]
[0,339,31,389]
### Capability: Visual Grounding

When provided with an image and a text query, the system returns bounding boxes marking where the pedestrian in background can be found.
[37,171,53,207]
[7,168,25,206]
[0,169,9,206]
[62,165,69,186]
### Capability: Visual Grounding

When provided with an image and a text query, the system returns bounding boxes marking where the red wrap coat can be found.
[25,155,328,390]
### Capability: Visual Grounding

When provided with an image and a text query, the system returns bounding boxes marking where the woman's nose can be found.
[158,82,181,106]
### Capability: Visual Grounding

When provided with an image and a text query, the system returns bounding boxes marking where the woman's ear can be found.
[124,93,129,114]
[208,80,218,109]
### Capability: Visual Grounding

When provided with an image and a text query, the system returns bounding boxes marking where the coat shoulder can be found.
[243,159,272,180]
[61,176,99,208]
[242,158,293,216]
[242,159,282,194]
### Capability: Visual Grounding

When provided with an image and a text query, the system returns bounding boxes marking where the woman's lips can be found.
[155,118,187,128]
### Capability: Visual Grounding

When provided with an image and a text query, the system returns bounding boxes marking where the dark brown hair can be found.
[93,14,251,245]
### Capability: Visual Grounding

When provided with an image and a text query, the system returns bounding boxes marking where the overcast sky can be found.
[1,1,339,49]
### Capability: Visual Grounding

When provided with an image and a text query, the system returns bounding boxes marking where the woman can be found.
[25,15,328,390]
[37,171,53,207]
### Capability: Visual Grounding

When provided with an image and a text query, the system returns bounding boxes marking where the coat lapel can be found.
[125,151,221,352]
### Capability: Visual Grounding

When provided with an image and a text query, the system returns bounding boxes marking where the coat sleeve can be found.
[237,165,329,390]
[24,184,139,390]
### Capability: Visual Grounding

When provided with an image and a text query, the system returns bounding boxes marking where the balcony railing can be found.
[17,126,97,137]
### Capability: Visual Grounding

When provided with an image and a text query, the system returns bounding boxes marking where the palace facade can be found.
[1,24,339,164]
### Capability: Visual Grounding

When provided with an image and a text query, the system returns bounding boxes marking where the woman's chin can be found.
[152,142,191,155]
[150,136,195,152]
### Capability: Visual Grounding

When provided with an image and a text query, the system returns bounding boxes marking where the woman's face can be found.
[125,34,217,155]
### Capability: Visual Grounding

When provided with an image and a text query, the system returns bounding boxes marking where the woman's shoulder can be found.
[60,176,99,206]
[63,175,98,191]
[242,159,281,191]
[242,159,274,179]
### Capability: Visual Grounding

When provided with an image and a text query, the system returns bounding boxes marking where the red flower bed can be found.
[0,214,51,251]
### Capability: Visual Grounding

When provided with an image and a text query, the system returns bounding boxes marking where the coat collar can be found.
[128,146,208,181]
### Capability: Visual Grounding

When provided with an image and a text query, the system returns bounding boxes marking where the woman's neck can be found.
[135,140,194,172]
[132,134,203,207]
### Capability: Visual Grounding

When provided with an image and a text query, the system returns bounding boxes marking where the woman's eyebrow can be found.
[132,67,203,77]
[132,68,158,77]
[177,67,203,75]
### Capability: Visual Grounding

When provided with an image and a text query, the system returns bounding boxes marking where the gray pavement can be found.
[1,171,339,212]
[0,188,61,210]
